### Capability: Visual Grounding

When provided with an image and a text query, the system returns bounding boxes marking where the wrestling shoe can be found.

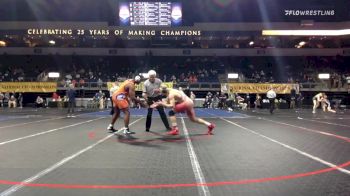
[107,125,116,133]
[167,127,179,135]
[121,127,135,135]
[207,123,215,135]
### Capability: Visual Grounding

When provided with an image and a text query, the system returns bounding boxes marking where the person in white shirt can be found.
[267,87,277,114]
[143,70,171,132]
[237,95,247,110]
[8,95,17,108]
[35,96,44,108]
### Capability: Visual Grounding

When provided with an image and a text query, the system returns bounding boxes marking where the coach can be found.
[143,70,171,132]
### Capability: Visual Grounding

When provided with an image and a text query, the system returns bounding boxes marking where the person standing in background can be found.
[0,92,4,107]
[254,94,262,109]
[246,93,251,109]
[296,93,304,109]
[99,91,106,110]
[18,93,23,108]
[267,87,277,114]
[143,70,171,132]
[190,91,196,107]
[67,84,76,117]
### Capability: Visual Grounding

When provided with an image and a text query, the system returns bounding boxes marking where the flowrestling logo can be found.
[285,9,335,16]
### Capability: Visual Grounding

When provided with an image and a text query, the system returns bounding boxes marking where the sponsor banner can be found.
[0,82,57,93]
[284,9,335,16]
[27,28,201,37]
[221,83,299,94]
[107,82,173,92]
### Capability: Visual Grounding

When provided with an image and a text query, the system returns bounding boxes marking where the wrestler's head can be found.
[134,75,142,84]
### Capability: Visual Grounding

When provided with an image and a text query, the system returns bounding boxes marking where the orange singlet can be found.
[112,79,134,109]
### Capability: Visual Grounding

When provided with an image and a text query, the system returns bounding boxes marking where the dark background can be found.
[0,0,349,25]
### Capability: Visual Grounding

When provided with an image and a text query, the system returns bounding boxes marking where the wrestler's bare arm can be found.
[126,83,136,100]
[159,93,176,108]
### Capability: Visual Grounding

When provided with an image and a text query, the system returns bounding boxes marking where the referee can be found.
[143,70,171,132]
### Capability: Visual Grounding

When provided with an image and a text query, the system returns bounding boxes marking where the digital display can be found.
[119,2,182,26]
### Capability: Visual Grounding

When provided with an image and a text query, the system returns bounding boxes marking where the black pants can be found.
[146,96,170,131]
[110,98,114,115]
[269,98,275,114]
[36,103,44,108]
[67,101,75,114]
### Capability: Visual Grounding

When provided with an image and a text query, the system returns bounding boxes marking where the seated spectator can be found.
[8,95,17,108]
[203,95,212,108]
[57,96,63,108]
[35,96,44,108]
[212,92,220,108]
[63,95,69,102]
[218,92,227,109]
[237,95,247,110]
[52,92,59,101]
[79,78,85,88]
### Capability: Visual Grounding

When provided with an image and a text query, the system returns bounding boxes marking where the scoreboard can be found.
[131,2,172,26]
[119,2,182,26]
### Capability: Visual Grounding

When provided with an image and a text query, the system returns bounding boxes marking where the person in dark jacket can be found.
[67,84,76,117]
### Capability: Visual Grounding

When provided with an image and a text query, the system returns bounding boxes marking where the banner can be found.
[107,82,173,92]
[0,82,57,93]
[221,83,299,94]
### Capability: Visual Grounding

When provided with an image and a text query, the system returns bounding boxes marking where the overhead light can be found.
[228,73,239,79]
[299,41,306,46]
[262,29,350,36]
[140,73,149,79]
[0,40,6,47]
[318,73,330,79]
[48,72,60,78]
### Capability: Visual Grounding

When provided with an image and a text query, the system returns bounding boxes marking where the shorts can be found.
[174,99,194,117]
[112,93,129,109]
